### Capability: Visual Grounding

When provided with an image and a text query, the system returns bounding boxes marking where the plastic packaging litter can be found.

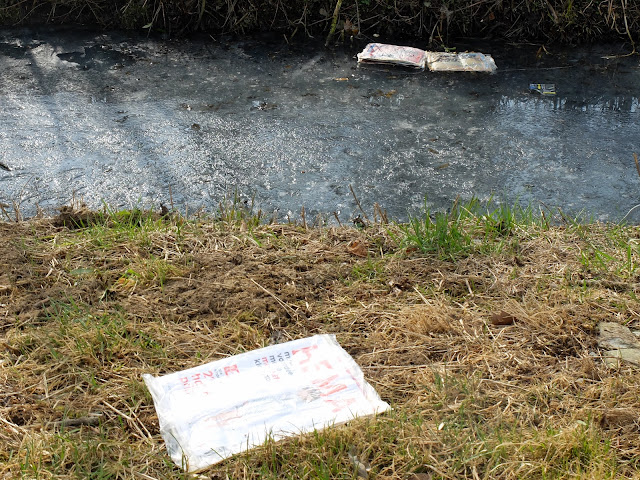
[357,43,427,70]
[425,51,497,73]
[529,83,556,95]
[357,43,497,73]
[142,334,390,472]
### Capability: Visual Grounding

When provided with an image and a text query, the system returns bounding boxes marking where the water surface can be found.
[0,28,638,222]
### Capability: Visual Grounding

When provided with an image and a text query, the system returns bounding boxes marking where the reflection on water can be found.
[0,28,638,222]
[499,95,639,112]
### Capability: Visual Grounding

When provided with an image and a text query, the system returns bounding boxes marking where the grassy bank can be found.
[0,0,638,46]
[1,202,640,478]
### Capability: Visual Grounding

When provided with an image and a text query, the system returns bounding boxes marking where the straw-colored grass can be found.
[1,204,640,479]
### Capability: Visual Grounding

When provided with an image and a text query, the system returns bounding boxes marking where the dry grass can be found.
[1,207,640,479]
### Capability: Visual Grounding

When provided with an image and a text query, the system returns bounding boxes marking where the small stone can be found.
[604,348,640,367]
[598,322,640,350]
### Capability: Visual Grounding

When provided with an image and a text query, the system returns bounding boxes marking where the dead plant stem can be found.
[349,184,371,223]
[325,0,343,46]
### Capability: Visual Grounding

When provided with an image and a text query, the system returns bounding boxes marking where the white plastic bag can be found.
[357,43,427,70]
[425,51,497,73]
[143,334,390,472]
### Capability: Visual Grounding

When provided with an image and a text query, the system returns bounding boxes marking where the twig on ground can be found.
[57,413,104,428]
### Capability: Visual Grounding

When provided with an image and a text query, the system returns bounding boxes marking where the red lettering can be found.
[180,377,193,394]
[292,345,318,363]
[313,375,348,396]
[317,359,333,370]
[224,364,239,375]
[325,397,357,413]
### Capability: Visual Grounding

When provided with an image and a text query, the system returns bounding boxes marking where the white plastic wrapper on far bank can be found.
[142,334,390,472]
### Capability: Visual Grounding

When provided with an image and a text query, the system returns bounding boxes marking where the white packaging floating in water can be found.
[357,43,497,73]
[142,334,390,472]
[357,43,427,70]
[425,51,497,73]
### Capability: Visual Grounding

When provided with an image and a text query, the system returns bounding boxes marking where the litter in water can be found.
[357,43,427,70]
[142,334,390,472]
[529,83,556,95]
[357,43,497,73]
[426,51,497,73]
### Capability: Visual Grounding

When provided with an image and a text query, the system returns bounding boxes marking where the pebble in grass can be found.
[598,322,640,367]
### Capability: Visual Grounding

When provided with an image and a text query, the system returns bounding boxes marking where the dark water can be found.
[0,27,638,222]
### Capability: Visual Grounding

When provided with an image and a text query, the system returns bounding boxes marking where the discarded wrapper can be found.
[143,334,390,472]
[529,83,556,95]
[357,43,497,73]
[425,51,497,73]
[357,43,427,70]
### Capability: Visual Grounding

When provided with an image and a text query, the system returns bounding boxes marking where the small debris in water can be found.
[251,101,278,111]
[364,89,398,99]
[529,83,556,95]
[435,162,450,169]
[191,123,201,130]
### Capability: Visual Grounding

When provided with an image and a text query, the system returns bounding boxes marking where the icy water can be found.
[0,27,638,222]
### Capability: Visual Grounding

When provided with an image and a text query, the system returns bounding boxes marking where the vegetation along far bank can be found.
[0,0,639,46]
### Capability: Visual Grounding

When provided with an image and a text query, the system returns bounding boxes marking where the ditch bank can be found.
[0,0,639,45]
